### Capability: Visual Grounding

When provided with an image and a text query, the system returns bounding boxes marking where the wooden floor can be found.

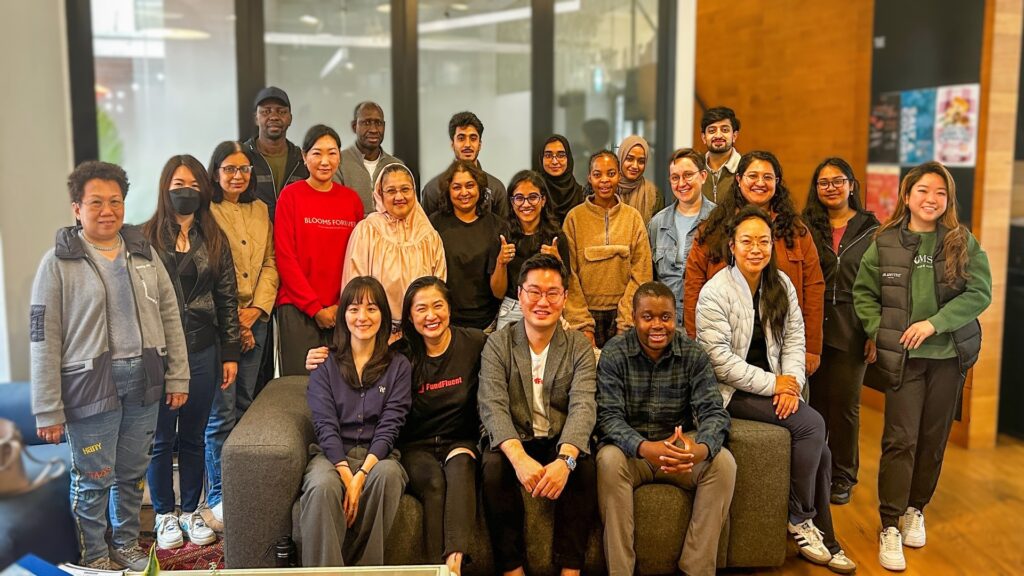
[726,405,1024,576]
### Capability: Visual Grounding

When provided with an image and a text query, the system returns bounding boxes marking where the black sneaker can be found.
[830,482,852,505]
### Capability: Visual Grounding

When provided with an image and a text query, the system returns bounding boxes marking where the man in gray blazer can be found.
[478,253,597,576]
[333,101,403,215]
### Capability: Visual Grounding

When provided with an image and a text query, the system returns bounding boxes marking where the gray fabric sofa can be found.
[223,376,790,574]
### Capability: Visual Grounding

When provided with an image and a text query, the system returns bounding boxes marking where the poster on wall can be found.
[899,88,936,165]
[934,83,980,167]
[865,164,901,223]
[868,92,900,164]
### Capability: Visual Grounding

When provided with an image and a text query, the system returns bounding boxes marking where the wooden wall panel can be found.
[693,1,874,209]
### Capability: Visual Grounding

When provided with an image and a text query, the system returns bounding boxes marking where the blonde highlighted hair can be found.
[878,161,970,282]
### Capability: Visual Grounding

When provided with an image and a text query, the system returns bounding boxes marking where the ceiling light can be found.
[376,3,391,13]
[450,3,469,10]
[299,14,320,26]
[138,27,211,40]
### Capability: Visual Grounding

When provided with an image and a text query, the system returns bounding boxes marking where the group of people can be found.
[30,86,991,576]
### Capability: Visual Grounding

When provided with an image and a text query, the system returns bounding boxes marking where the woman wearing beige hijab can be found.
[617,135,664,223]
[342,163,447,338]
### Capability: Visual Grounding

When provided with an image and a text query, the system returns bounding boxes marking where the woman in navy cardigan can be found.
[299,276,412,567]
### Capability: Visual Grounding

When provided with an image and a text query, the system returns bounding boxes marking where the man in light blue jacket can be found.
[648,148,716,327]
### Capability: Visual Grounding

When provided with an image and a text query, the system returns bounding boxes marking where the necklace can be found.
[87,235,122,252]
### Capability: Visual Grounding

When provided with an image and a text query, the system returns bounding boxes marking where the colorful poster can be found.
[934,84,980,167]
[868,92,900,164]
[865,164,901,224]
[899,88,936,165]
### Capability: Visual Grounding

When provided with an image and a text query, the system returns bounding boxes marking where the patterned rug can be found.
[137,537,224,571]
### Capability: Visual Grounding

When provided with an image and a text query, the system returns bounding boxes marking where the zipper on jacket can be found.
[604,210,610,245]
[829,224,879,305]
[125,251,150,368]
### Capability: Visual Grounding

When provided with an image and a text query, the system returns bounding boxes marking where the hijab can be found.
[616,135,661,222]
[367,163,434,241]
[538,134,584,225]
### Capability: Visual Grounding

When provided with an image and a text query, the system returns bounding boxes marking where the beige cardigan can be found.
[562,196,653,333]
[210,199,279,319]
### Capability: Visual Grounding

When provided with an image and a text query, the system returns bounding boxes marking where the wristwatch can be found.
[558,453,577,472]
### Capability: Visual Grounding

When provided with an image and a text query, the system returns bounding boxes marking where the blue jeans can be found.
[205,319,268,507]
[64,356,158,563]
[496,297,523,331]
[148,344,219,514]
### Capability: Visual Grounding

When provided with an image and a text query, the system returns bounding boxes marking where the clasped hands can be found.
[639,426,708,474]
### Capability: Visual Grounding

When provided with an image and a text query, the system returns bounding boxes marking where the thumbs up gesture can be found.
[540,236,562,262]
[497,234,516,266]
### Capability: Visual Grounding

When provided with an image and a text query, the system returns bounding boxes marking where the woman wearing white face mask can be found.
[143,154,240,551]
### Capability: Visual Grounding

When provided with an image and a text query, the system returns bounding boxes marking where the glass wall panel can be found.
[554,0,659,184]
[92,0,238,224]
[265,0,393,157]
[418,1,531,189]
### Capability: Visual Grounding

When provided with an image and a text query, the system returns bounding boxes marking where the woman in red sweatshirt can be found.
[275,124,364,375]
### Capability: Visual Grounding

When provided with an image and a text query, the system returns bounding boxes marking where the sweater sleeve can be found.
[30,254,67,428]
[369,356,412,459]
[154,248,190,395]
[562,214,596,333]
[616,217,654,332]
[307,360,346,465]
[798,232,825,355]
[853,242,882,341]
[928,233,992,334]
[273,188,325,317]
[683,231,711,339]
[252,208,279,319]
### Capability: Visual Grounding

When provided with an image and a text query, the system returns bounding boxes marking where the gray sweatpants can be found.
[299,445,408,567]
[596,442,737,576]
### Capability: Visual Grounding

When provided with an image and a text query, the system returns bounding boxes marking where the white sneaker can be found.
[879,527,906,571]
[211,501,224,523]
[827,549,857,574]
[179,511,217,546]
[788,519,832,564]
[155,512,184,550]
[899,507,926,548]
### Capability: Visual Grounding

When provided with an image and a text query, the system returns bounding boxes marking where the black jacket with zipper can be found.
[813,210,880,353]
[243,137,308,223]
[155,219,242,362]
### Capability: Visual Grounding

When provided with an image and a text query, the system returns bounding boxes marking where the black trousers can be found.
[276,304,332,377]
[879,357,964,528]
[481,438,597,571]
[727,391,841,554]
[400,438,478,563]
[809,344,868,488]
[591,309,618,349]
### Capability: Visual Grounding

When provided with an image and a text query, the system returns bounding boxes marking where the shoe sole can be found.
[797,549,833,565]
[879,556,906,571]
[828,561,857,574]
[830,493,851,505]
[902,535,926,548]
[184,531,218,546]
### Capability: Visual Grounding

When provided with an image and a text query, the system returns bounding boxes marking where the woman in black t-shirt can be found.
[305,276,485,575]
[496,170,571,330]
[428,160,509,330]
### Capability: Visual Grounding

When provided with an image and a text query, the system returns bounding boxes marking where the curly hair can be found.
[695,150,807,264]
[437,159,488,216]
[67,161,129,204]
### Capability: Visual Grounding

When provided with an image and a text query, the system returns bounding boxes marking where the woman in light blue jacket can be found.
[695,206,855,574]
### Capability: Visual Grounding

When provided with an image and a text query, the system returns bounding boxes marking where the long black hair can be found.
[801,157,864,249]
[729,205,789,339]
[208,141,257,203]
[438,159,488,216]
[505,170,561,242]
[332,276,393,389]
[696,150,807,264]
[398,276,452,384]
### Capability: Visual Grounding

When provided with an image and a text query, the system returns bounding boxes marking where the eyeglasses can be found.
[670,171,701,183]
[816,177,849,190]
[512,194,543,206]
[521,287,566,303]
[543,151,568,161]
[78,199,125,211]
[742,172,776,185]
[383,185,414,197]
[358,118,384,128]
[257,106,290,117]
[734,238,772,252]
[220,165,253,176]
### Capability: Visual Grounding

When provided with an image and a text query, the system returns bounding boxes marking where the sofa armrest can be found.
[223,377,314,568]
[725,418,791,567]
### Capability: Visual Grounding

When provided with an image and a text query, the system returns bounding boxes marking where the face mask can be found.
[169,187,201,215]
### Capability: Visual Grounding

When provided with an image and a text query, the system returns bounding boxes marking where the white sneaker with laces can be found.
[879,527,906,571]
[827,549,857,574]
[899,507,926,548]
[155,512,184,550]
[787,519,832,564]
[180,511,217,546]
